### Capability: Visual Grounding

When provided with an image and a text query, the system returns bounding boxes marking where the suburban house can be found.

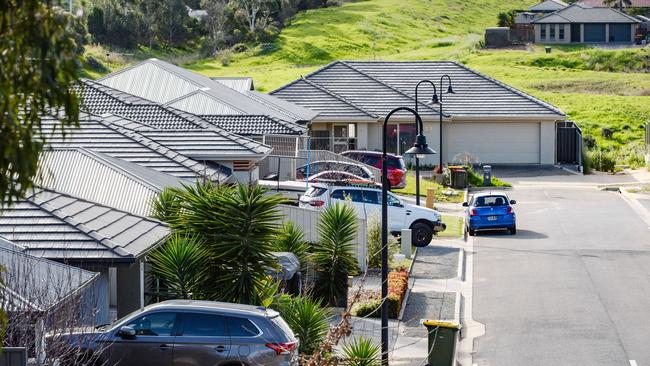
[0,186,170,320]
[531,3,642,43]
[577,0,650,12]
[271,60,569,166]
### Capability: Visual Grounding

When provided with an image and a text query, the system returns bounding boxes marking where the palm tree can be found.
[341,337,381,366]
[148,234,211,299]
[311,202,358,307]
[153,182,287,304]
[272,295,332,355]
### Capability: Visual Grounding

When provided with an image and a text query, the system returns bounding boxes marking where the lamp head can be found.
[430,93,439,104]
[447,84,455,94]
[405,134,437,159]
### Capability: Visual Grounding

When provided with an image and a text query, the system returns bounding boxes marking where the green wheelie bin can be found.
[423,320,461,366]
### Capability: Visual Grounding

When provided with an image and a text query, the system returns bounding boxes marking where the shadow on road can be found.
[474,229,548,239]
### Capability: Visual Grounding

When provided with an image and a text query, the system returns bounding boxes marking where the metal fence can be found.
[556,121,583,167]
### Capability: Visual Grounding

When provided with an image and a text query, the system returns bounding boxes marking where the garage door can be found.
[445,122,540,164]
[609,24,631,42]
[584,24,606,43]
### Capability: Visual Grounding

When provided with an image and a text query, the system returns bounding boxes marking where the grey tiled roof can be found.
[79,80,273,158]
[201,115,307,136]
[271,61,565,119]
[529,0,568,12]
[40,113,229,182]
[38,148,185,217]
[96,58,314,123]
[532,3,642,23]
[0,238,99,311]
[0,189,169,262]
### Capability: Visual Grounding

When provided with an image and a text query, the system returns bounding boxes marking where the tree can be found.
[202,0,228,55]
[155,0,192,46]
[312,202,358,307]
[153,182,287,305]
[231,0,272,34]
[0,0,82,205]
[497,10,516,28]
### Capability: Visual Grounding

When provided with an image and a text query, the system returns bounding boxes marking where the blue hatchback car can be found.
[463,192,517,236]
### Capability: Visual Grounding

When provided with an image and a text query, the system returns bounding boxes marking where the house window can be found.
[559,26,565,40]
[540,25,546,39]
[386,124,417,156]
[550,24,556,39]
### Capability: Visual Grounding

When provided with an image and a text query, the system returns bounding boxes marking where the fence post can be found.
[401,229,412,259]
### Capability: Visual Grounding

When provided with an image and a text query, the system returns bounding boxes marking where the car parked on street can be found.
[464,192,517,236]
[296,160,374,181]
[57,300,298,366]
[299,182,445,246]
[340,150,407,189]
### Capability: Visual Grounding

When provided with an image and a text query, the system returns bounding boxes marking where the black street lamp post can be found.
[414,80,439,206]
[381,107,436,365]
[437,75,455,172]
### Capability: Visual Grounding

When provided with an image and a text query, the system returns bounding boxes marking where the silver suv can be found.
[61,300,298,366]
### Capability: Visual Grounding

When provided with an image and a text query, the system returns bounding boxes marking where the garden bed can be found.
[349,268,410,319]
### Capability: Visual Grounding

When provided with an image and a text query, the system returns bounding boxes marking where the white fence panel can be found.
[279,204,367,272]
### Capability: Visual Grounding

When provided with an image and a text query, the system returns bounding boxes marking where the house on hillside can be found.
[531,3,642,43]
[271,61,578,166]
[577,0,650,12]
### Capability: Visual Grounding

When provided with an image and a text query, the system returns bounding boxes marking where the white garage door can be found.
[445,122,540,164]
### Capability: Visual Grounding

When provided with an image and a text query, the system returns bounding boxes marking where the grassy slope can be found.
[87,0,650,159]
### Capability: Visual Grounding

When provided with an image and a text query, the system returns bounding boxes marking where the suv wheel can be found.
[411,222,433,247]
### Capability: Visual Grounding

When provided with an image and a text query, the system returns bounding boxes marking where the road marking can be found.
[630,360,638,366]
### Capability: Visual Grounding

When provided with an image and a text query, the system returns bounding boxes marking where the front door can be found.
[173,312,231,366]
[571,24,581,42]
[108,312,177,366]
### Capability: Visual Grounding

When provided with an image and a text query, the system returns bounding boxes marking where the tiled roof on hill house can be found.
[271,60,566,120]
[96,58,317,123]
[38,148,185,217]
[77,80,273,159]
[531,3,642,23]
[0,189,170,262]
[201,115,307,136]
[577,0,650,7]
[39,113,230,182]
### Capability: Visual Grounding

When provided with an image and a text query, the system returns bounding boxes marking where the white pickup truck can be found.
[299,183,446,247]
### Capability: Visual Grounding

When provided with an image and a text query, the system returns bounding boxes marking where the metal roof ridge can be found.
[82,79,157,106]
[300,77,379,119]
[337,61,448,117]
[98,58,205,90]
[73,147,165,193]
[449,61,565,116]
[164,89,248,115]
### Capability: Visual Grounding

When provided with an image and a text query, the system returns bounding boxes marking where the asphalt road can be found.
[472,186,650,366]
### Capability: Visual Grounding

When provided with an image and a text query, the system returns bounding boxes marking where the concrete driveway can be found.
[471,185,650,366]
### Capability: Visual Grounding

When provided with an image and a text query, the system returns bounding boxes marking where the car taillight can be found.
[506,206,513,215]
[470,209,478,216]
[309,200,325,207]
[266,341,297,355]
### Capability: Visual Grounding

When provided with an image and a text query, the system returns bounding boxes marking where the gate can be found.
[556,121,582,165]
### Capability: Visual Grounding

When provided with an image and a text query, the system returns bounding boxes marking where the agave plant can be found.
[341,337,381,366]
[312,202,358,306]
[273,221,310,269]
[151,186,183,223]
[272,295,332,355]
[148,234,211,299]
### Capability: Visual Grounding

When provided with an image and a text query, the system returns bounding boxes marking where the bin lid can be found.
[422,320,462,330]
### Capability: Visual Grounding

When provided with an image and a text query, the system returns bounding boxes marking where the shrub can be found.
[588,150,616,172]
[351,269,409,319]
[216,49,233,66]
[341,337,381,366]
[601,127,614,139]
[366,214,399,269]
[272,295,332,355]
[583,134,597,150]
[273,221,309,268]
[232,43,248,53]
[83,55,108,73]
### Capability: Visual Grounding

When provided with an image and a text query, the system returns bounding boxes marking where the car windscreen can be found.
[474,196,508,207]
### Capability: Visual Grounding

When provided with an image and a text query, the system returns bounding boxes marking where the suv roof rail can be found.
[320,179,381,188]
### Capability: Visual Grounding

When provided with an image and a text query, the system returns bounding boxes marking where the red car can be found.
[341,150,407,189]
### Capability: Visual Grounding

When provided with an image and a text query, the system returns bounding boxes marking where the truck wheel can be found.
[411,222,433,247]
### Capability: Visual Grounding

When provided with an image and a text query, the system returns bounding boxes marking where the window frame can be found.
[123,311,178,337]
[226,316,263,338]
[540,25,546,39]
[176,312,228,338]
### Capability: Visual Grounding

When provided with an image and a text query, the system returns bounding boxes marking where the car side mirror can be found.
[118,326,136,338]
[462,202,469,207]
[510,200,516,205]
